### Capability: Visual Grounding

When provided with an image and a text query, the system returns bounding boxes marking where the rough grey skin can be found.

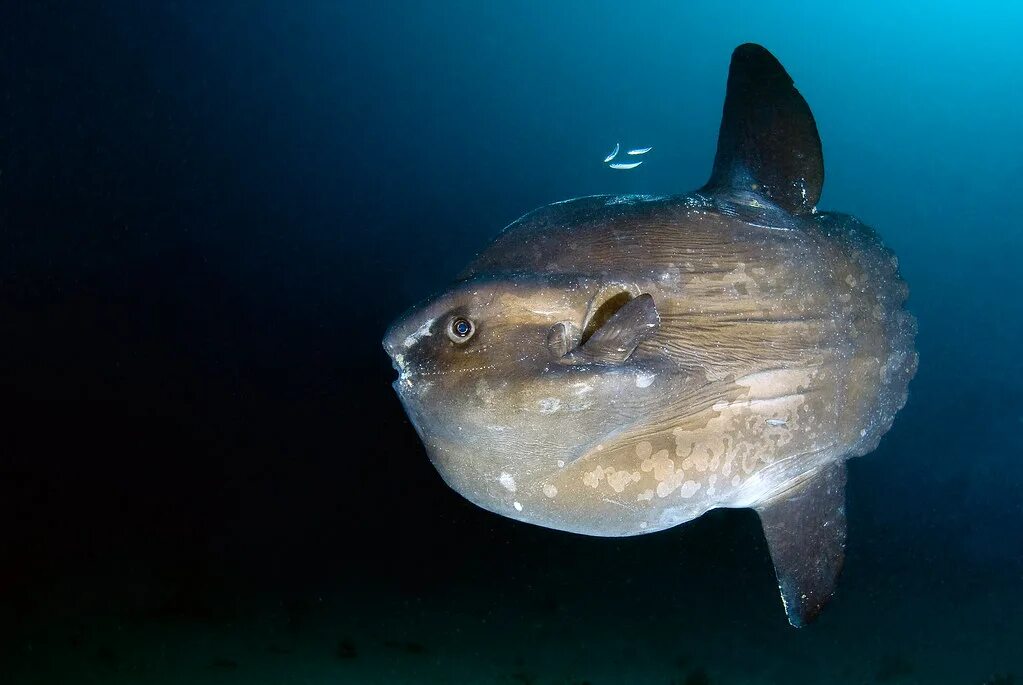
[383,44,917,626]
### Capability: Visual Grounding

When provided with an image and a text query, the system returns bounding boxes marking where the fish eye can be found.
[448,316,475,342]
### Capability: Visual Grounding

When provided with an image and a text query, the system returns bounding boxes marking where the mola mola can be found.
[383,44,917,626]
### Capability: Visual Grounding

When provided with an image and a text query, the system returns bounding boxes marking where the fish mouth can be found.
[382,333,406,378]
[389,366,407,394]
[384,351,401,387]
[387,354,418,397]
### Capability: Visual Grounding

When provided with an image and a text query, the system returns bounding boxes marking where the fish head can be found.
[383,274,670,529]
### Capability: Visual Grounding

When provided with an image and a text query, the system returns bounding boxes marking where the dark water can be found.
[2,2,1020,683]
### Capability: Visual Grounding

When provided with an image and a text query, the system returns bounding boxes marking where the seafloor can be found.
[5,510,1019,685]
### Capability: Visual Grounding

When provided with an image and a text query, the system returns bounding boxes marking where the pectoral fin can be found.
[571,293,659,365]
[755,462,847,627]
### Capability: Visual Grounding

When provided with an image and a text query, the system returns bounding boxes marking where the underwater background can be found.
[2,1,1021,683]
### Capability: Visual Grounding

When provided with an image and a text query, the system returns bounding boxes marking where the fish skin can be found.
[383,43,917,626]
[603,142,620,163]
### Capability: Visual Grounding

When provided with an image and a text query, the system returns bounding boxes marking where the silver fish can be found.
[603,142,620,163]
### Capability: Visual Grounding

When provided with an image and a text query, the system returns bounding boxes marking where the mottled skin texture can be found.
[385,191,916,537]
[383,43,918,625]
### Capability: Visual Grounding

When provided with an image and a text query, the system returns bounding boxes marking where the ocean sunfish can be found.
[383,43,917,626]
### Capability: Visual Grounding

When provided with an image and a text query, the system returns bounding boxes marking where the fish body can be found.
[384,44,916,626]
[608,161,643,170]
[627,146,653,155]
[603,142,620,163]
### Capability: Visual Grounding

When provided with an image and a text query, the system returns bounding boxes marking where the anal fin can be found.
[754,461,847,627]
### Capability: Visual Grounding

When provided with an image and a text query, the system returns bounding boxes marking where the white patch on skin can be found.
[513,501,523,512]
[678,481,701,498]
[635,372,656,388]
[766,418,788,427]
[498,472,517,493]
[582,466,604,488]
[639,446,688,498]
[656,475,685,498]
[606,468,641,493]
[538,398,561,414]
[735,368,814,395]
[639,521,648,529]
[556,460,565,468]
[543,484,558,498]
[572,382,594,395]
[403,318,434,349]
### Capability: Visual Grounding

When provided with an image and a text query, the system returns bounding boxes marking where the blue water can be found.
[2,2,1021,683]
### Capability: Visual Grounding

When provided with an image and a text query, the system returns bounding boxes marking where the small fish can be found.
[603,143,620,163]
[627,146,653,155]
[766,418,788,427]
[609,161,643,170]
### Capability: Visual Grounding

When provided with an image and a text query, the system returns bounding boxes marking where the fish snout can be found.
[382,316,413,366]
[384,294,446,361]
[383,308,435,375]
[383,323,412,390]
[382,320,402,360]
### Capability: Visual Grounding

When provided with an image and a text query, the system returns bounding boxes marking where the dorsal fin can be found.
[703,43,823,215]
